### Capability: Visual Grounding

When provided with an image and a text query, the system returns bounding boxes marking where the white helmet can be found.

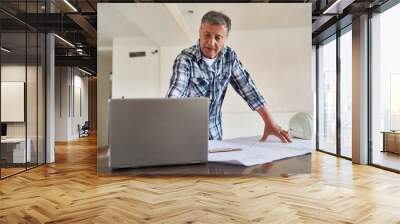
[288,112,313,140]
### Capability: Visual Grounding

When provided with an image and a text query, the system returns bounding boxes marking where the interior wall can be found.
[55,67,69,141]
[1,64,45,166]
[1,65,38,138]
[54,67,89,141]
[97,51,112,149]
[112,37,160,98]
[72,74,89,138]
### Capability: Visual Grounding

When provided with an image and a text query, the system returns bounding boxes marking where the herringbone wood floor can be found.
[1,134,400,223]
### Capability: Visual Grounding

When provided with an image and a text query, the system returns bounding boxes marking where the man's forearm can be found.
[256,106,275,127]
[257,105,291,142]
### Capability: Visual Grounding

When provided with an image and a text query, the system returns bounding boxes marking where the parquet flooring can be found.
[1,167,26,178]
[1,134,400,223]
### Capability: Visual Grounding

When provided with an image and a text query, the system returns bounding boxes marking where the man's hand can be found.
[260,122,292,143]
[256,106,292,143]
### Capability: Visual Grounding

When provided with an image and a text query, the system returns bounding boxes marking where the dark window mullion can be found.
[367,11,373,165]
[36,0,39,167]
[336,29,341,157]
[24,0,28,171]
[44,0,47,164]
[316,45,320,150]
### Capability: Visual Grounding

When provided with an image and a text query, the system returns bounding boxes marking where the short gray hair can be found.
[201,11,231,33]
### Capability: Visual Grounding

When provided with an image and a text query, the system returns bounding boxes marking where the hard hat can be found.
[288,112,313,140]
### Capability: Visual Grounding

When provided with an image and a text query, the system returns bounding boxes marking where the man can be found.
[166,10,291,143]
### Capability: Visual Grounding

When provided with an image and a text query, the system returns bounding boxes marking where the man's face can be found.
[199,22,228,59]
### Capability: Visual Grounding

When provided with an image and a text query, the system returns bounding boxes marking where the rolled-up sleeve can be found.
[166,55,191,97]
[229,53,266,110]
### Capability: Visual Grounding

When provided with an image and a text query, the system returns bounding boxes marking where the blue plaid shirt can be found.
[166,41,266,140]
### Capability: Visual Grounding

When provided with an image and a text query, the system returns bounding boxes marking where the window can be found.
[340,28,352,158]
[390,74,400,130]
[370,2,400,171]
[318,36,337,154]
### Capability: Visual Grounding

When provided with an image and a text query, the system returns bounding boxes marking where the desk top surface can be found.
[381,131,400,134]
[97,146,311,176]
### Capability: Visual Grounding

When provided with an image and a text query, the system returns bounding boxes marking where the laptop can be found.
[109,98,209,169]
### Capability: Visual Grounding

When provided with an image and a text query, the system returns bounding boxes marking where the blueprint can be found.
[208,136,314,166]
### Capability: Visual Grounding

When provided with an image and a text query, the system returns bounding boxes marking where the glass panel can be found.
[0,1,29,34]
[0,1,46,178]
[1,30,27,177]
[390,75,400,130]
[340,29,352,158]
[38,32,45,165]
[27,31,38,169]
[318,37,337,154]
[371,3,400,171]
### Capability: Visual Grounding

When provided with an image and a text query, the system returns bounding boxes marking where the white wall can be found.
[159,45,185,95]
[1,66,26,126]
[1,65,26,81]
[112,37,160,98]
[55,67,89,141]
[71,74,89,138]
[55,67,69,141]
[1,65,39,138]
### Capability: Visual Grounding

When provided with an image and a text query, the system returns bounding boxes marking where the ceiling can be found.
[0,0,98,74]
[0,0,394,74]
[177,3,310,32]
[99,3,311,49]
[0,32,45,65]
[97,4,144,48]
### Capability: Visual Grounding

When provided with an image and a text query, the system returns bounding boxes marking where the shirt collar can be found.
[195,39,227,62]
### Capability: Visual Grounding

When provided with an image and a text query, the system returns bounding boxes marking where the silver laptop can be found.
[109,98,209,169]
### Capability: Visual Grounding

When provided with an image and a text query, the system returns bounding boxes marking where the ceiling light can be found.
[54,34,75,48]
[78,67,93,76]
[1,47,11,53]
[63,0,78,12]
[322,0,354,14]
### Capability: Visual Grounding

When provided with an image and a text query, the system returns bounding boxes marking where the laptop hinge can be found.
[189,160,202,164]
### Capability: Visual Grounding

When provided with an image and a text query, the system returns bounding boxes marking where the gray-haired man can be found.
[167,11,291,143]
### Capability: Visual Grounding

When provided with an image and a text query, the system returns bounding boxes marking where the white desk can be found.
[1,138,31,163]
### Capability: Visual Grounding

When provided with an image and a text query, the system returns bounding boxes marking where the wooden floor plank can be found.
[0,134,400,223]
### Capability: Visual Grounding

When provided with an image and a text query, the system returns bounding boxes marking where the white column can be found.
[352,14,369,164]
[46,32,55,163]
